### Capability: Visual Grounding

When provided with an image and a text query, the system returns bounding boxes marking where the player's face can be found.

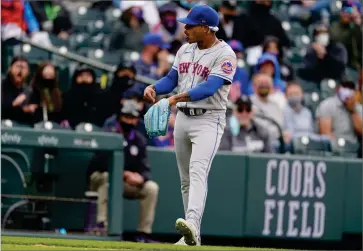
[184,24,208,43]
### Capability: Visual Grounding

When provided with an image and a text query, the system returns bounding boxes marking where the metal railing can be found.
[14,37,156,86]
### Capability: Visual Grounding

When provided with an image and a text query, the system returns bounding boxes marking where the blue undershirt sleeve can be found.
[188,76,226,102]
[153,68,178,95]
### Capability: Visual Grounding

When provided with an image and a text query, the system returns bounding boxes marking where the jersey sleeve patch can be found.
[221,59,234,75]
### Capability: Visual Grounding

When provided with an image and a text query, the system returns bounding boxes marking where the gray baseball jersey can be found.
[172,41,237,110]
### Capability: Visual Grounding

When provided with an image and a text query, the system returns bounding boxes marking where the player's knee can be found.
[144,180,159,197]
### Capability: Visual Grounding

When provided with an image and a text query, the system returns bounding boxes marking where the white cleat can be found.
[174,237,187,245]
[175,218,201,246]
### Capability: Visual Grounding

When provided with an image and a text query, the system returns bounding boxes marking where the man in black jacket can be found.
[62,65,106,128]
[298,23,348,83]
[87,100,159,243]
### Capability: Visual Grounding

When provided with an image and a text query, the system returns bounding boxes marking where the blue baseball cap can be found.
[177,4,219,32]
[228,40,244,52]
[143,33,170,49]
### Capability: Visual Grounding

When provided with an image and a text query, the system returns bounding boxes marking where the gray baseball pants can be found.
[173,109,226,236]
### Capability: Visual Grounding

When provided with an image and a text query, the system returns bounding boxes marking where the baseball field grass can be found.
[2,236,282,250]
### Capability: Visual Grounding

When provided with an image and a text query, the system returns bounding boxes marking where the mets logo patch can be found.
[221,59,234,74]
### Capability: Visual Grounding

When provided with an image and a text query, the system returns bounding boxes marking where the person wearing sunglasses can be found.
[219,95,273,153]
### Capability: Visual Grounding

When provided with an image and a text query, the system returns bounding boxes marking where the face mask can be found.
[257,87,270,97]
[120,121,135,133]
[162,15,177,30]
[75,84,97,97]
[224,14,236,22]
[112,76,133,92]
[288,96,303,107]
[42,79,55,88]
[316,33,330,47]
[338,87,355,101]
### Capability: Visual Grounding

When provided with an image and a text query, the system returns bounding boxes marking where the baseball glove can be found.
[144,98,171,137]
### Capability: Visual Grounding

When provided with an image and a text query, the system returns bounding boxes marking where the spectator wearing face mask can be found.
[216,1,240,42]
[227,40,249,101]
[62,65,105,128]
[262,36,295,82]
[247,52,287,109]
[88,99,159,243]
[152,2,184,55]
[1,56,33,125]
[330,0,362,70]
[108,6,149,52]
[250,73,284,140]
[298,23,348,84]
[219,95,273,153]
[283,83,314,145]
[103,62,137,119]
[25,61,63,124]
[316,80,362,144]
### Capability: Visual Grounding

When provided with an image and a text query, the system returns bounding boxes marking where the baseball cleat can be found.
[174,237,187,245]
[175,218,200,246]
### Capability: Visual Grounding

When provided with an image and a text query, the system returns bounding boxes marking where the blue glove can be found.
[144,98,171,137]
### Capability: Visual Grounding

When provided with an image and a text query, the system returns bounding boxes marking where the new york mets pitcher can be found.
[143,4,237,246]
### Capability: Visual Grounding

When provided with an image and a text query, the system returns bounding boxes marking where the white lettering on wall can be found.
[262,159,327,239]
[265,159,277,196]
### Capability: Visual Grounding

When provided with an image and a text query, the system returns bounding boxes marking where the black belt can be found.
[178,107,207,116]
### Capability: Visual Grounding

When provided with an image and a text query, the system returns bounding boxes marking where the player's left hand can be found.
[144,85,156,103]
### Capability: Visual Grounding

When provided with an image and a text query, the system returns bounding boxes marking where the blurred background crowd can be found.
[2,0,362,157]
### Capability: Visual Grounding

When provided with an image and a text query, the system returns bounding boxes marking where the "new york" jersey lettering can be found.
[179,62,211,81]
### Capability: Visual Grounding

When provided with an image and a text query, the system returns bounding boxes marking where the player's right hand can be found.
[144,85,156,103]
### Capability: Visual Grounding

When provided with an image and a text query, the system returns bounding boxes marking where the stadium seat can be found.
[86,20,112,36]
[292,135,331,156]
[285,47,306,63]
[34,121,68,130]
[70,33,103,51]
[344,67,359,81]
[86,49,122,66]
[296,77,320,93]
[1,119,31,128]
[294,35,311,49]
[304,91,320,116]
[48,34,69,48]
[75,123,103,133]
[104,7,122,26]
[320,79,337,99]
[12,44,52,62]
[331,138,360,157]
[70,6,104,33]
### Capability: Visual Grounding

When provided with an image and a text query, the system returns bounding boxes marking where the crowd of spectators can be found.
[2,0,362,154]
[1,0,362,242]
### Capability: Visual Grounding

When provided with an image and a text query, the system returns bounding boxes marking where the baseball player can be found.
[144,4,237,246]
